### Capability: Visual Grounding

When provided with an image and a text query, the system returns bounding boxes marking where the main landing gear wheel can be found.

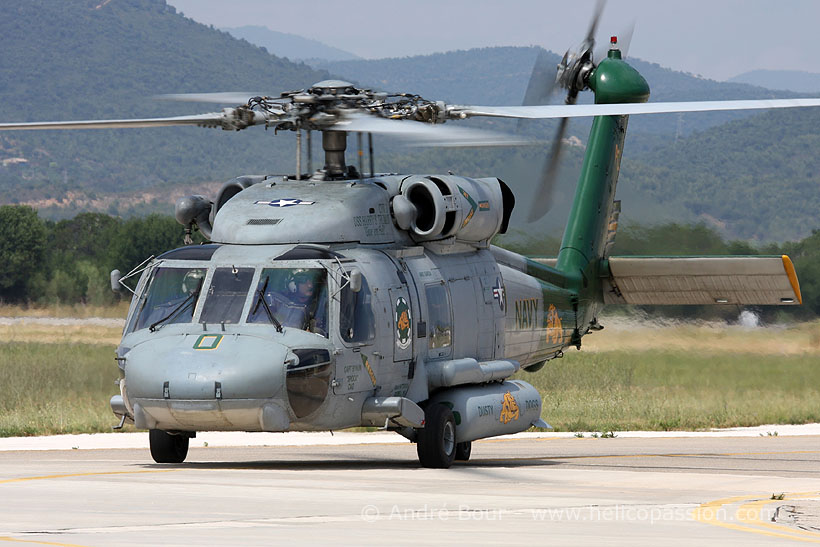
[149,429,189,463]
[417,404,456,468]
[455,441,472,461]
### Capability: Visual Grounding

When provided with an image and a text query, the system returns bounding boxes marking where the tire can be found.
[455,441,472,461]
[149,429,189,464]
[416,404,456,468]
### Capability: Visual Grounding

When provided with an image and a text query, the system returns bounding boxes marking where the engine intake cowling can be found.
[394,175,510,243]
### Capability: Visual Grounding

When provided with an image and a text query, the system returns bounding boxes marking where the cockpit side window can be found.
[131,266,206,332]
[247,268,328,336]
[199,267,254,324]
[339,273,375,343]
[426,283,452,350]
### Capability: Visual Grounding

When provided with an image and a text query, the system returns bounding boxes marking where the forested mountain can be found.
[622,106,820,241]
[0,0,327,207]
[2,2,820,242]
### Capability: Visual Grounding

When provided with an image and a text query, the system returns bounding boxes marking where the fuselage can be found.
[116,240,575,433]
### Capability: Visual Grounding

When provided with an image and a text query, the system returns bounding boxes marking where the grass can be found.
[0,342,130,436]
[0,312,819,436]
[521,350,820,432]
[0,302,129,319]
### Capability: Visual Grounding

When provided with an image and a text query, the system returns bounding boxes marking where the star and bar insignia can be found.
[254,199,315,207]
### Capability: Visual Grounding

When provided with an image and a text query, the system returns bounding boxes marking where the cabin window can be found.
[131,266,206,332]
[287,348,332,418]
[339,273,375,343]
[199,267,254,324]
[425,283,452,350]
[247,268,328,336]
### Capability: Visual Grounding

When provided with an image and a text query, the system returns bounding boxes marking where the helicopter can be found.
[0,6,814,468]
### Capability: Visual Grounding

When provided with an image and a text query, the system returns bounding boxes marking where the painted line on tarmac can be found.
[695,491,820,544]
[0,537,90,547]
[479,449,820,464]
[737,493,820,541]
[0,469,178,485]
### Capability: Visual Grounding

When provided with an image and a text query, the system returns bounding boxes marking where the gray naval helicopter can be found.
[1,17,815,467]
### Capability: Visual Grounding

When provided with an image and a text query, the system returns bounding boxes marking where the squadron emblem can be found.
[395,297,412,350]
[546,304,563,344]
[499,391,520,424]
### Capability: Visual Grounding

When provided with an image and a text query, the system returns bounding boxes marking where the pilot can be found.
[289,270,315,306]
[281,269,327,335]
[181,269,205,296]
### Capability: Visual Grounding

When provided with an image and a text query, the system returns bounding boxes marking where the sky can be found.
[167,0,820,81]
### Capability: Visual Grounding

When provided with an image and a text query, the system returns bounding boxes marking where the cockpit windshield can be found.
[132,267,206,332]
[248,268,328,336]
[200,267,255,324]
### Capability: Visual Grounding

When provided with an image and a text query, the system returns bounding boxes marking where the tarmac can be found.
[1,425,819,546]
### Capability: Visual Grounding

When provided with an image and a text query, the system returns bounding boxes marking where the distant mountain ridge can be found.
[222,25,361,63]
[729,70,820,93]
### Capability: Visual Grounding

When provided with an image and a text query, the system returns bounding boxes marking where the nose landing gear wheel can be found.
[417,404,456,468]
[149,429,189,463]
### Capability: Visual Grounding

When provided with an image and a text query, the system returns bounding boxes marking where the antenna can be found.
[368,133,374,178]
[296,129,302,180]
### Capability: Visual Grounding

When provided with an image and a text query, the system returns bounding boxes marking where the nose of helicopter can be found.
[123,333,298,432]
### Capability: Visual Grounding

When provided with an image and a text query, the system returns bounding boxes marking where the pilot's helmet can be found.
[182,269,204,294]
[287,269,314,293]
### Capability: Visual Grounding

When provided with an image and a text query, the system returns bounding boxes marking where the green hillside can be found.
[2,5,819,242]
[622,107,820,241]
[0,0,328,205]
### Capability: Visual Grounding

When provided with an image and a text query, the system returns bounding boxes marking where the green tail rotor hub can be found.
[589,49,650,104]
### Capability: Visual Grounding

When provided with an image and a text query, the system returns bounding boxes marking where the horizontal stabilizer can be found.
[601,256,801,305]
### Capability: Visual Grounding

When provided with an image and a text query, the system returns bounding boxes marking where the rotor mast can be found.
[322,130,347,177]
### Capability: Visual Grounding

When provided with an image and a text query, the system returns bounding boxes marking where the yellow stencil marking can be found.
[361,354,377,387]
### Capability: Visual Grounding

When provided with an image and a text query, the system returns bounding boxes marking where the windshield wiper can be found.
[149,277,203,332]
[252,276,283,333]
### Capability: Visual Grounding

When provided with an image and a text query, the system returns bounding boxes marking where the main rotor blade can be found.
[332,113,533,147]
[453,97,820,120]
[529,117,569,222]
[156,92,268,104]
[0,113,227,131]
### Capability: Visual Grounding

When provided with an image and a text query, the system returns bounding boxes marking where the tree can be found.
[107,214,186,275]
[0,205,47,300]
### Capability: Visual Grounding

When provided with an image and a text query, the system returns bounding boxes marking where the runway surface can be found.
[1,432,819,546]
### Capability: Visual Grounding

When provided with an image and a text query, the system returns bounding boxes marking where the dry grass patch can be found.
[582,317,820,356]
[0,342,129,436]
[0,302,129,319]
